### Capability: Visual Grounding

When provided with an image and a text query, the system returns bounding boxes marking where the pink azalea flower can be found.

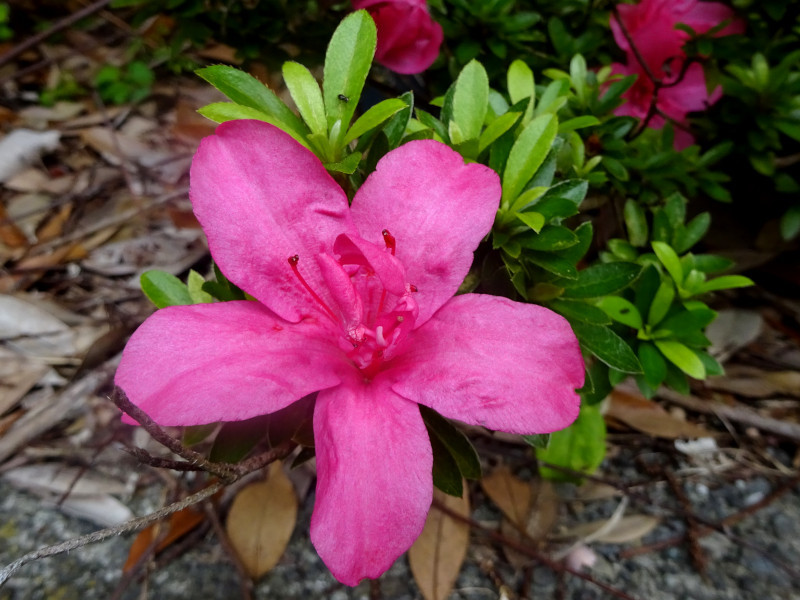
[610,0,745,76]
[352,0,443,74]
[115,120,584,585]
[610,59,722,149]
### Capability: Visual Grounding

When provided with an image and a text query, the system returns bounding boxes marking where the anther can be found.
[382,229,396,255]
[409,284,418,292]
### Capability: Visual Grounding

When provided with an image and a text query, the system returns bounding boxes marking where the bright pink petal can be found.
[311,378,432,585]
[682,2,745,36]
[384,294,583,434]
[350,140,501,325]
[115,302,347,426]
[659,62,718,117]
[189,120,356,323]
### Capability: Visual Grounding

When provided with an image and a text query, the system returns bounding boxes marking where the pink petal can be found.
[659,62,717,117]
[385,294,583,434]
[115,301,347,426]
[682,2,745,36]
[311,378,432,585]
[350,140,501,325]
[189,120,356,323]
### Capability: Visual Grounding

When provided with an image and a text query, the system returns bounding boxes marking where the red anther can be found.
[409,284,418,292]
[382,229,396,255]
[288,254,338,322]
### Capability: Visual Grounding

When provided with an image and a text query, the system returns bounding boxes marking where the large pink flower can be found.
[352,0,443,74]
[610,59,722,149]
[115,120,583,585]
[611,0,745,76]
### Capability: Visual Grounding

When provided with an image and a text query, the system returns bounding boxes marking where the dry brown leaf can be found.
[560,514,660,544]
[124,504,207,572]
[503,478,560,568]
[606,390,711,439]
[0,348,50,414]
[0,203,28,248]
[226,461,298,579]
[480,465,530,527]
[408,486,470,600]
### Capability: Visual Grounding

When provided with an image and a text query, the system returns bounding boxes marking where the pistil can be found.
[288,255,339,323]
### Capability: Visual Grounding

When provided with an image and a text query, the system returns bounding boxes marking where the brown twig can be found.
[663,467,707,575]
[0,0,113,69]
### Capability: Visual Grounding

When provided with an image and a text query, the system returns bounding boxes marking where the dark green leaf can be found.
[559,262,641,298]
[429,430,463,497]
[571,322,643,373]
[420,405,481,480]
[522,433,550,449]
[517,225,578,251]
[210,415,271,463]
[548,299,611,325]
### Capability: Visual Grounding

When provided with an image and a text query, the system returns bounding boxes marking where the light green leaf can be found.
[198,102,311,149]
[514,210,546,232]
[478,111,521,154]
[502,113,558,206]
[323,151,362,174]
[624,199,648,247]
[187,270,214,304]
[597,296,643,329]
[538,403,606,481]
[282,61,327,137]
[343,98,406,145]
[654,340,706,379]
[195,65,308,137]
[451,60,489,143]
[507,59,534,105]
[558,115,600,133]
[323,10,377,138]
[694,275,754,294]
[140,270,193,308]
[652,241,684,285]
[647,280,675,326]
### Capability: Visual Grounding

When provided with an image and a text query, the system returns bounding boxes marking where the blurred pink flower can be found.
[352,0,443,74]
[610,59,722,149]
[611,0,745,76]
[115,120,584,585]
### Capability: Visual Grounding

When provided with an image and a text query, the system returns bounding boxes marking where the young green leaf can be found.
[654,340,706,379]
[597,296,643,329]
[198,103,311,149]
[478,111,521,154]
[140,270,193,308]
[451,60,489,143]
[694,275,754,294]
[652,241,684,285]
[344,98,407,145]
[282,61,327,137]
[323,151,362,174]
[647,280,675,326]
[323,10,377,139]
[507,59,534,105]
[502,113,558,206]
[624,199,648,247]
[538,402,606,481]
[187,270,214,304]
[195,65,308,138]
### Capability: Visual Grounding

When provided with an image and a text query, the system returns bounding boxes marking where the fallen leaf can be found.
[0,347,50,414]
[706,309,763,362]
[0,202,29,248]
[560,514,660,544]
[124,504,207,572]
[480,465,530,527]
[226,461,298,579]
[606,390,711,439]
[0,129,60,182]
[409,486,470,600]
[503,478,560,567]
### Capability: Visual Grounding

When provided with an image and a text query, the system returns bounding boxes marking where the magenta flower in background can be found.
[352,0,443,74]
[609,59,722,149]
[115,120,584,585]
[607,0,744,148]
[610,0,745,76]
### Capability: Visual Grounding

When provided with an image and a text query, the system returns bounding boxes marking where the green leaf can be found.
[647,280,675,326]
[479,111,521,154]
[507,59,534,105]
[548,299,611,325]
[526,252,578,279]
[538,402,606,482]
[343,98,406,145]
[559,262,641,298]
[324,151,362,174]
[597,296,643,329]
[652,241,684,285]
[673,212,710,254]
[638,342,667,389]
[140,270,193,308]
[780,205,800,240]
[523,433,550,449]
[517,225,578,251]
[654,340,706,379]
[514,210,546,232]
[187,270,214,304]
[323,10,377,138]
[210,415,270,463]
[502,114,558,206]
[195,65,307,137]
[451,59,489,143]
[624,199,648,247]
[381,92,414,149]
[198,102,311,149]
[282,61,327,137]
[558,115,599,133]
[694,275,754,294]
[429,431,463,497]
[420,405,481,480]
[415,108,448,142]
[571,321,643,373]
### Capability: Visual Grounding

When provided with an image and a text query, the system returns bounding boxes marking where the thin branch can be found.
[0,0,112,69]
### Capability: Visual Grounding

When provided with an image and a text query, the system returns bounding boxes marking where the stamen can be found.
[288,255,338,322]
[409,284,418,292]
[382,229,396,255]
[375,325,387,347]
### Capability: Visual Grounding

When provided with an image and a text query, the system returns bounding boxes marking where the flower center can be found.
[289,230,419,378]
